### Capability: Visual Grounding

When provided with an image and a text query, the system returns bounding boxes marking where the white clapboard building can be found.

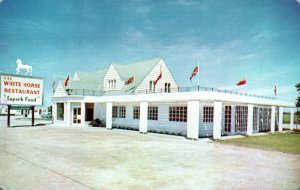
[52,57,295,139]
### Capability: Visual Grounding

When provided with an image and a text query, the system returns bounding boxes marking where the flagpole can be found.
[134,74,136,91]
[245,74,248,94]
[197,61,200,87]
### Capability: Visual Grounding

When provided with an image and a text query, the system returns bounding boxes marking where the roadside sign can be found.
[0,74,44,106]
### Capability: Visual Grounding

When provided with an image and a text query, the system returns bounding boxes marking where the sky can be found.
[0,0,299,107]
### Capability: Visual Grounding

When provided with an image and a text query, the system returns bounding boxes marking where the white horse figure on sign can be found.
[16,59,32,76]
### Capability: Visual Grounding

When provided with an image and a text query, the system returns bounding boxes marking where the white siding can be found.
[135,59,179,93]
[110,103,187,135]
[94,103,106,120]
[103,65,124,91]
[112,104,139,129]
[147,104,187,135]
[53,81,67,97]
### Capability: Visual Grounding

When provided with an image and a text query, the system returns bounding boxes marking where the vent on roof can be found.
[73,72,80,81]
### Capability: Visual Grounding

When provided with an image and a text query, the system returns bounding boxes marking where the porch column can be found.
[81,102,86,126]
[52,102,57,121]
[278,107,283,132]
[187,101,200,140]
[64,102,67,122]
[270,106,276,133]
[290,108,294,130]
[139,102,148,134]
[247,104,253,135]
[213,101,222,139]
[230,105,236,134]
[66,101,71,126]
[106,102,112,129]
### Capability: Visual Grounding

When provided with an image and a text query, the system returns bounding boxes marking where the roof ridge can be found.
[112,57,162,66]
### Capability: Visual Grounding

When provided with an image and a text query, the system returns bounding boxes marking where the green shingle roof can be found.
[76,69,107,83]
[61,69,107,91]
[112,57,161,89]
[59,57,162,95]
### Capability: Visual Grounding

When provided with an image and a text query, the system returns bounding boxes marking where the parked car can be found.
[41,113,52,119]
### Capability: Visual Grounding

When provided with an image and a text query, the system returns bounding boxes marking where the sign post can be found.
[7,105,11,128]
[31,106,35,126]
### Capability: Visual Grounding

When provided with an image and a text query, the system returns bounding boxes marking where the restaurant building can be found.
[52,57,295,139]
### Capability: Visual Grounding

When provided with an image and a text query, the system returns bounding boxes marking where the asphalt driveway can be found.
[0,125,299,190]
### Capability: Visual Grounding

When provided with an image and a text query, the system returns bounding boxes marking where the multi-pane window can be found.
[203,106,214,122]
[118,106,126,118]
[169,106,187,122]
[108,79,116,90]
[112,106,126,118]
[259,108,263,131]
[165,83,171,93]
[259,108,271,132]
[224,106,231,132]
[57,103,64,120]
[149,81,155,92]
[267,108,271,130]
[133,106,140,119]
[235,106,248,132]
[148,106,158,120]
[261,108,269,131]
[253,107,258,131]
[112,106,118,118]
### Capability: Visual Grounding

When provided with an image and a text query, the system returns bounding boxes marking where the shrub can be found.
[89,119,106,127]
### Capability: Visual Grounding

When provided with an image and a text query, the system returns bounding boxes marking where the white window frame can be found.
[148,106,158,120]
[133,106,140,119]
[224,106,231,132]
[203,106,214,123]
[108,79,117,90]
[118,106,126,118]
[235,105,248,132]
[165,83,171,93]
[169,106,187,122]
[112,106,118,118]
[149,81,155,92]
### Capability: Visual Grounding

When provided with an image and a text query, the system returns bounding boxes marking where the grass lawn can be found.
[217,133,300,154]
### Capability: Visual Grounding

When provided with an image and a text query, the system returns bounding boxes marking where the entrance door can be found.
[73,107,82,124]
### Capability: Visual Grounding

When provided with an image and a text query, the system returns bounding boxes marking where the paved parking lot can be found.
[0,119,299,189]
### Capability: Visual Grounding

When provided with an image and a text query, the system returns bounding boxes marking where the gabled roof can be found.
[112,57,162,89]
[54,57,163,95]
[76,69,107,83]
[60,69,107,91]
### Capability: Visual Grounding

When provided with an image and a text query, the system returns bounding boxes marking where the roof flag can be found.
[274,84,277,96]
[125,75,135,85]
[190,65,199,81]
[236,78,247,86]
[64,73,70,86]
[154,66,162,86]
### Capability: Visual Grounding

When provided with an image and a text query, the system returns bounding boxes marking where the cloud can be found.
[0,0,3,4]
[170,0,201,6]
[296,0,300,4]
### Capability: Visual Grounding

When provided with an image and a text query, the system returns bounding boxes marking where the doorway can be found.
[73,107,82,124]
[85,103,94,121]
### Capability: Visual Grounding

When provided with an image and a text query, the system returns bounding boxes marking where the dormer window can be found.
[149,81,155,92]
[165,83,171,93]
[108,79,116,90]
